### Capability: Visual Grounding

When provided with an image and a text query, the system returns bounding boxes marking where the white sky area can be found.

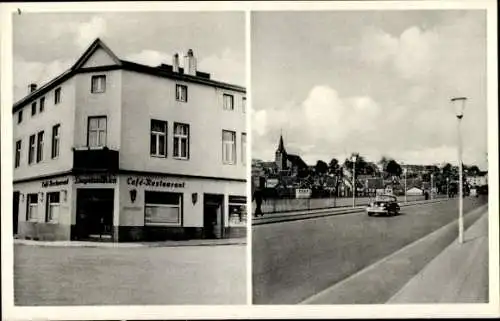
[13,12,245,101]
[252,10,488,170]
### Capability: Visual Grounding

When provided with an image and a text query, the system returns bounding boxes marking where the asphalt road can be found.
[252,196,488,304]
[15,245,246,305]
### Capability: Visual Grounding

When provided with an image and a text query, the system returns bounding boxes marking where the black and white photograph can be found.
[251,10,491,305]
[9,11,247,306]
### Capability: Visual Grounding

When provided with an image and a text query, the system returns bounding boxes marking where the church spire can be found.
[277,131,286,153]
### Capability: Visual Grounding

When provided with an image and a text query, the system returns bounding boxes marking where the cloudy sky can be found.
[252,10,488,170]
[13,11,245,101]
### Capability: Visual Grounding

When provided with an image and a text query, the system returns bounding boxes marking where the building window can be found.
[223,94,234,110]
[91,75,106,93]
[228,195,247,227]
[242,97,246,113]
[173,123,189,159]
[36,131,44,163]
[144,191,182,226]
[46,192,60,223]
[241,133,247,165]
[88,116,107,147]
[15,140,22,168]
[28,134,35,164]
[222,130,236,164]
[18,110,23,124]
[150,119,167,157]
[54,87,61,104]
[31,102,37,116]
[27,193,38,221]
[176,84,188,102]
[40,96,45,112]
[52,124,60,158]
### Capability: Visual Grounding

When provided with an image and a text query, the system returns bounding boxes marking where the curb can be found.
[252,198,449,226]
[13,238,247,248]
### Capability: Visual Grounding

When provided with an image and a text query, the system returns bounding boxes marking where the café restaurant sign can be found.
[127,177,185,188]
[75,175,117,184]
[41,178,69,188]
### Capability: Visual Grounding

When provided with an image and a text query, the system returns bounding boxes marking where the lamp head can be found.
[451,97,467,119]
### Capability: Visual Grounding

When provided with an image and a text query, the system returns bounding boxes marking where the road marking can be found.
[299,203,488,304]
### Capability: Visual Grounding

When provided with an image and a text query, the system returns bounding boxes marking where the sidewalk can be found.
[388,210,489,303]
[14,237,247,248]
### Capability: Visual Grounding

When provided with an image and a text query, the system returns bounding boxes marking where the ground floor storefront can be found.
[14,172,246,242]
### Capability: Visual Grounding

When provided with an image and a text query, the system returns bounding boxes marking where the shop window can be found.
[176,84,188,102]
[27,193,38,221]
[88,116,107,147]
[150,119,167,157]
[222,130,236,164]
[91,75,106,93]
[144,191,182,226]
[46,192,60,223]
[28,134,35,164]
[223,94,234,110]
[173,122,189,159]
[15,140,22,168]
[228,195,247,227]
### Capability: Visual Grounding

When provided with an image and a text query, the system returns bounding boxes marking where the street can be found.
[252,196,488,304]
[15,244,246,305]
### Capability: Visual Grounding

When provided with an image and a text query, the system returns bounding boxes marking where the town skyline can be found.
[252,10,488,170]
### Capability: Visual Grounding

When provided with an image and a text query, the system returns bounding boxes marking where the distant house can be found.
[407,186,423,195]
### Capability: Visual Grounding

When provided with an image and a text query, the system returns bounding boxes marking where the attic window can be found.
[91,75,106,93]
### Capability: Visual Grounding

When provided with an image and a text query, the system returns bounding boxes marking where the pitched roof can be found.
[276,134,286,153]
[13,38,245,112]
[286,154,308,169]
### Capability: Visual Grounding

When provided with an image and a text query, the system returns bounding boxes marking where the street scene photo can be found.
[12,11,247,305]
[251,10,489,304]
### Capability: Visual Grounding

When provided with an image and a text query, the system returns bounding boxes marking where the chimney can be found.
[184,49,197,76]
[28,83,37,93]
[172,53,180,73]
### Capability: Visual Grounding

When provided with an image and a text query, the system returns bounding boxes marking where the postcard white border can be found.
[1,1,498,320]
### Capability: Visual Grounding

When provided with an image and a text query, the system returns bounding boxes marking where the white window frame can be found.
[88,116,107,147]
[241,133,247,165]
[223,94,234,111]
[46,192,60,223]
[52,124,60,159]
[36,131,44,163]
[176,84,188,102]
[54,87,61,104]
[222,130,236,164]
[150,119,167,157]
[28,135,35,165]
[15,140,21,168]
[91,75,106,93]
[173,123,189,159]
[27,193,38,221]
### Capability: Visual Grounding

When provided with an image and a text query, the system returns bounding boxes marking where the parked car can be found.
[366,194,400,217]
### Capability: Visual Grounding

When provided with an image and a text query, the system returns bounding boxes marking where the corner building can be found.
[13,39,247,242]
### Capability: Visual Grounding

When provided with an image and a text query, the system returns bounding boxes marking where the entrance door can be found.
[13,191,20,235]
[75,189,114,241]
[203,194,224,239]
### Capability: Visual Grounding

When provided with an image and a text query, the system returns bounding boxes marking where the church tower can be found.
[275,134,287,172]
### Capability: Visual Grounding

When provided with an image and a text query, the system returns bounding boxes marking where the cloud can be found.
[75,16,107,49]
[199,48,245,86]
[124,50,171,67]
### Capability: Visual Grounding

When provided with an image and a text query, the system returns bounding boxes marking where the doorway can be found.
[203,194,224,239]
[13,191,20,235]
[75,189,114,241]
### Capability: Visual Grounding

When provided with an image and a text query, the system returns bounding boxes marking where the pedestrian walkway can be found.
[388,210,489,303]
[14,237,247,248]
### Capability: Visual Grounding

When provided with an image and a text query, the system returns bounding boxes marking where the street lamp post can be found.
[430,173,434,200]
[446,177,450,198]
[352,154,357,208]
[451,97,467,244]
[403,167,407,203]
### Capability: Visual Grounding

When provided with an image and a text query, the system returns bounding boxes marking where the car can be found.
[366,194,400,217]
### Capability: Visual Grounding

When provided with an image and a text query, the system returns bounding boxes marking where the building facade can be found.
[13,39,247,242]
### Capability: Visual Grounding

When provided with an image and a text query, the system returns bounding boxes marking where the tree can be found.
[386,159,402,177]
[468,165,481,176]
[343,153,368,176]
[328,158,339,174]
[315,160,328,175]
